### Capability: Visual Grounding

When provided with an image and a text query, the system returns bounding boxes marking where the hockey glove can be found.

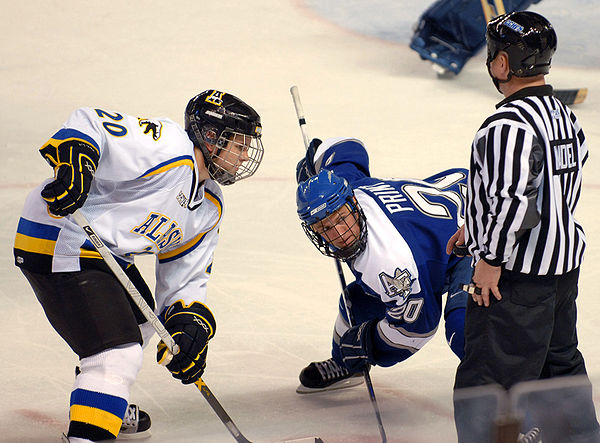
[339,320,377,373]
[40,140,99,216]
[157,300,216,385]
[295,138,322,183]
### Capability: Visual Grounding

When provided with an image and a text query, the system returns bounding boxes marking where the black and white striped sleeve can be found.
[465,110,543,266]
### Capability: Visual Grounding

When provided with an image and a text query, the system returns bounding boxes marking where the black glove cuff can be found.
[40,139,100,171]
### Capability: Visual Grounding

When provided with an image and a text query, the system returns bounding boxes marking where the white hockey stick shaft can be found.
[71,210,179,359]
[290,85,311,149]
[290,85,388,443]
[290,86,355,325]
[72,210,257,442]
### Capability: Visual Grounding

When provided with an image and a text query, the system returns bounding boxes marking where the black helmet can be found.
[185,90,263,185]
[486,11,557,77]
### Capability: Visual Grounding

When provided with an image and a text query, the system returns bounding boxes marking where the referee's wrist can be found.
[482,256,503,267]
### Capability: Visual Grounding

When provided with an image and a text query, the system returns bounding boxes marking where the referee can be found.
[447,11,600,442]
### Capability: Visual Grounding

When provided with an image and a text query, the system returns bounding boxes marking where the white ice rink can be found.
[1,1,599,442]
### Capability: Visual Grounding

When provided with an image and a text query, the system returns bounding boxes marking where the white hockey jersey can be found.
[14,107,223,314]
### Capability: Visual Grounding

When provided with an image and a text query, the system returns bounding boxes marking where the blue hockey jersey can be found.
[309,137,468,366]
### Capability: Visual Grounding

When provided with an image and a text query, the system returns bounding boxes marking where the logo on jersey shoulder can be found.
[138,118,163,140]
[379,268,414,302]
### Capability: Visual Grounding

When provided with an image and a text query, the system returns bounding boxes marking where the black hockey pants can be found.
[453,267,600,442]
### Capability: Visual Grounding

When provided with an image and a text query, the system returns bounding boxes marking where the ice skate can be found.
[118,404,151,438]
[297,358,363,394]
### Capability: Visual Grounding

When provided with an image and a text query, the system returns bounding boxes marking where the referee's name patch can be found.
[551,139,578,174]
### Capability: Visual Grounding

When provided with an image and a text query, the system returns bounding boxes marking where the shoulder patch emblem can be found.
[138,118,163,140]
[379,268,414,302]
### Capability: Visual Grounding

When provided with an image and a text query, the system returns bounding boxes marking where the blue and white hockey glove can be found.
[296,138,322,183]
[40,140,99,216]
[157,301,216,385]
[339,320,377,373]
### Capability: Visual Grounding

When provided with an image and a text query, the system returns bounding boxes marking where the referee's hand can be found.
[472,260,502,307]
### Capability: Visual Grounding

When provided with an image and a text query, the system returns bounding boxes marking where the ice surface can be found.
[1,1,598,442]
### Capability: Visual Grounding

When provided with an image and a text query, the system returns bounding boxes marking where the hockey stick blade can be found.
[195,379,324,443]
[554,88,588,105]
[195,379,253,443]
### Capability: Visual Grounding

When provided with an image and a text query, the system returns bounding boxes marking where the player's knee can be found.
[77,343,143,394]
[445,307,465,360]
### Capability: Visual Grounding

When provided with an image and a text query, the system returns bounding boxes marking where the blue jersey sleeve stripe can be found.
[16,217,61,240]
[49,128,101,153]
[138,155,194,178]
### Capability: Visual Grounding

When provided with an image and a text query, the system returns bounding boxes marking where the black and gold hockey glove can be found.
[157,300,216,385]
[40,139,100,216]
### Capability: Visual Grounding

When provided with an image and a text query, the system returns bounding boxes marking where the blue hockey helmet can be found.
[296,170,367,261]
[486,11,557,78]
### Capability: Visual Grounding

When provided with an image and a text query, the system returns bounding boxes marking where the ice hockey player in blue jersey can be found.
[295,136,471,393]
[14,90,264,441]
[410,0,542,76]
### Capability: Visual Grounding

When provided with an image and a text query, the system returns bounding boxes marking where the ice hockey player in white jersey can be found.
[295,137,470,393]
[13,90,264,441]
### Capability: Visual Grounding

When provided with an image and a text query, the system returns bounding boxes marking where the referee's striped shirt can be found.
[465,85,588,275]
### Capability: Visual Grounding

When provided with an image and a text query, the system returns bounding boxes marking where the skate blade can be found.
[116,431,152,440]
[296,374,364,394]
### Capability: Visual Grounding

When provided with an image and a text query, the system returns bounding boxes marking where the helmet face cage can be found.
[301,199,367,261]
[296,170,367,261]
[207,129,264,186]
[486,12,557,78]
[185,90,264,185]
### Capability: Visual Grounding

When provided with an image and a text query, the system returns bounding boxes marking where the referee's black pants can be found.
[453,267,600,442]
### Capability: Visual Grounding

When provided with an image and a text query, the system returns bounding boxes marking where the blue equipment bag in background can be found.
[410,0,542,74]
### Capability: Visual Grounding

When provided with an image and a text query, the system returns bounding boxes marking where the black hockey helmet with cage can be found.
[486,11,557,78]
[185,90,263,185]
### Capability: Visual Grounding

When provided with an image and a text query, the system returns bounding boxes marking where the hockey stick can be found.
[71,210,253,443]
[554,88,588,106]
[71,210,179,356]
[290,85,388,443]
